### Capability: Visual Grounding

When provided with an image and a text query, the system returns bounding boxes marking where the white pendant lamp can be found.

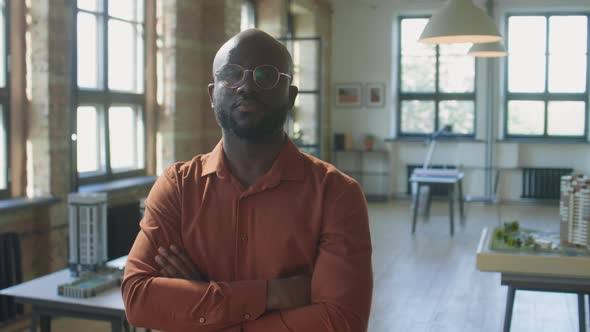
[419,0,502,44]
[467,41,507,57]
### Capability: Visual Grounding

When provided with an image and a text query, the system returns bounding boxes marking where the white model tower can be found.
[67,193,108,276]
[560,175,590,249]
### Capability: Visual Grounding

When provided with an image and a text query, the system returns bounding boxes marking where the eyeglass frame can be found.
[214,64,293,90]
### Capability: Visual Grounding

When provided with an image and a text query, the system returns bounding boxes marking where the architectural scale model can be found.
[58,267,123,298]
[67,192,108,277]
[559,174,590,249]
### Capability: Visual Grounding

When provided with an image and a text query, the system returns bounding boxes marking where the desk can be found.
[409,173,465,235]
[476,228,590,332]
[0,256,129,332]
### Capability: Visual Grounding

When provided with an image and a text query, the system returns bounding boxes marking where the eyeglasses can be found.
[215,64,292,90]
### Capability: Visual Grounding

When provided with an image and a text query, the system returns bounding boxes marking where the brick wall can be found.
[25,0,74,272]
[159,0,241,166]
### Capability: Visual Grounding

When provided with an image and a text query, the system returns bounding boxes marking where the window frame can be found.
[0,0,10,199]
[72,0,147,187]
[504,12,590,141]
[397,15,477,139]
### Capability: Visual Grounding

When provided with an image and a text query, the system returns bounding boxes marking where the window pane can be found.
[109,106,145,171]
[0,106,6,189]
[109,20,144,92]
[77,106,105,173]
[439,101,474,134]
[548,55,586,93]
[156,0,163,36]
[508,16,546,54]
[439,43,474,93]
[292,94,319,145]
[77,12,99,89]
[549,16,587,55]
[241,1,256,31]
[292,40,319,91]
[508,55,545,92]
[78,0,101,12]
[401,56,435,92]
[156,39,164,105]
[547,16,587,93]
[401,100,435,134]
[507,101,545,135]
[439,54,474,93]
[109,0,143,22]
[0,4,5,88]
[547,101,585,136]
[401,18,435,56]
[136,24,145,92]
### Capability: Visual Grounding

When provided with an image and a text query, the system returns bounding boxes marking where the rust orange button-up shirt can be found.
[122,138,373,332]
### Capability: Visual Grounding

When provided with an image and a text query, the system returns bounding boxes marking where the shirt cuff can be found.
[229,279,267,322]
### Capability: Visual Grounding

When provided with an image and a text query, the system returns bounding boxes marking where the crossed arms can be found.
[121,172,373,332]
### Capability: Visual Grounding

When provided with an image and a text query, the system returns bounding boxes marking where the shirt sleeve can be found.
[242,179,374,332]
[121,166,268,332]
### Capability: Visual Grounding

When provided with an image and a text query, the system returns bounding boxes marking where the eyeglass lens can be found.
[218,64,280,89]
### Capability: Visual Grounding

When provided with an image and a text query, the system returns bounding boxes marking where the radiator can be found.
[522,167,573,199]
[406,164,457,196]
[0,233,24,324]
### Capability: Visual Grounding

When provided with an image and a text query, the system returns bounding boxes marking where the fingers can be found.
[170,245,203,280]
[157,247,193,280]
[155,255,176,278]
[154,246,203,281]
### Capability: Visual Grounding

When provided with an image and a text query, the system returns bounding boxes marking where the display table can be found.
[0,256,131,332]
[476,228,590,332]
[409,172,465,235]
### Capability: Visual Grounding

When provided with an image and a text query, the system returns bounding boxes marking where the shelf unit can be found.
[332,149,390,201]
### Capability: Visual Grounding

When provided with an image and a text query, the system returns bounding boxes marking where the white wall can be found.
[330,0,590,200]
[330,0,393,149]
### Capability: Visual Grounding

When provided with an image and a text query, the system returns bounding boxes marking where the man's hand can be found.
[266,275,311,311]
[155,245,204,281]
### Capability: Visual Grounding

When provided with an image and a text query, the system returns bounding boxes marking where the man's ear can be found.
[208,83,215,107]
[288,85,298,109]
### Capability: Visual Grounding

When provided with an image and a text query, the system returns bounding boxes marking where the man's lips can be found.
[234,100,263,113]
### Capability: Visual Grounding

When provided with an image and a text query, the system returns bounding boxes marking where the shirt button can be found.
[244,313,251,320]
[199,317,206,323]
[241,234,247,242]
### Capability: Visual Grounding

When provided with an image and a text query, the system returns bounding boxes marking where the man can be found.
[122,29,373,332]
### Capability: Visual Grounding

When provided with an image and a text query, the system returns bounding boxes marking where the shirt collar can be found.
[201,137,305,182]
[201,140,226,178]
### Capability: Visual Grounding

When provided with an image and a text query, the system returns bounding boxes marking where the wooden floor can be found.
[28,200,588,331]
[368,200,584,332]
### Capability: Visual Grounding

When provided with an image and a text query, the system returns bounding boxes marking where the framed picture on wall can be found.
[334,83,362,107]
[364,83,385,107]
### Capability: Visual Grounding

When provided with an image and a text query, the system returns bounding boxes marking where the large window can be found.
[0,0,8,198]
[241,0,256,31]
[75,0,146,184]
[506,14,588,139]
[398,17,476,137]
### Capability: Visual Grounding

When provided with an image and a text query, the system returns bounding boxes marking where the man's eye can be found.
[221,69,242,81]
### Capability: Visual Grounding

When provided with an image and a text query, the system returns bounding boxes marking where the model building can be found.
[67,192,108,276]
[559,175,590,249]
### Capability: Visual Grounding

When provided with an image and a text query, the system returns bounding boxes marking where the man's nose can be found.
[236,70,260,94]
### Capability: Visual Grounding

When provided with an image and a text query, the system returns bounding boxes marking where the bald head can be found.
[212,29,294,77]
[207,29,298,143]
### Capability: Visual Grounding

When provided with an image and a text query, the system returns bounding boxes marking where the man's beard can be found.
[216,104,288,143]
